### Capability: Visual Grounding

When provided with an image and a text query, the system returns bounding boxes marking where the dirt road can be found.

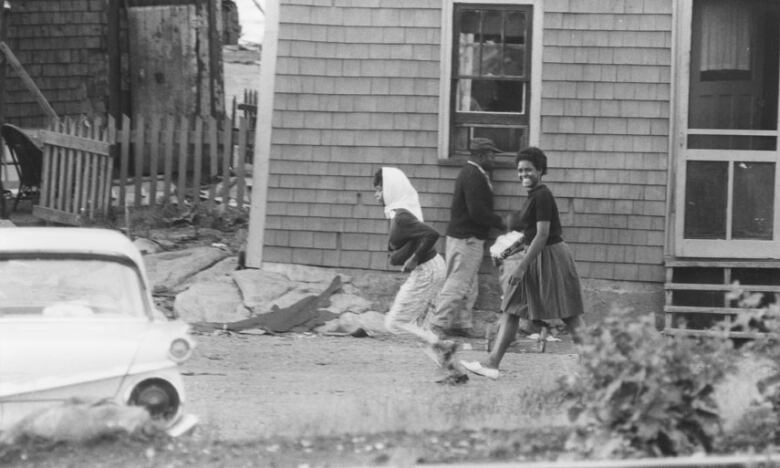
[182,331,578,442]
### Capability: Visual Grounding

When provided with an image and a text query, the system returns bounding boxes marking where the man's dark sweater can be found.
[445,162,505,240]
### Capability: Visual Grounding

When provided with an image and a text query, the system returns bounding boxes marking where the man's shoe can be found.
[448,327,481,339]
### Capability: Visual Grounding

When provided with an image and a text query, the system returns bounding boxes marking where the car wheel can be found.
[129,379,180,421]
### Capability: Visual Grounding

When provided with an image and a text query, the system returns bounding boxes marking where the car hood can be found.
[0,319,186,399]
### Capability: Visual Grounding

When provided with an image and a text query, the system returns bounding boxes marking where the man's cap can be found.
[469,137,502,154]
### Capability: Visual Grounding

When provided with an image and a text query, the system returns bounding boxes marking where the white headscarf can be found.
[380,167,424,221]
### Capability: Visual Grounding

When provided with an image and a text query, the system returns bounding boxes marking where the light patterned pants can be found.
[384,254,446,344]
[429,236,483,329]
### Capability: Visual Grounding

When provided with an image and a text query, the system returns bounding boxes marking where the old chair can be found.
[1,123,42,211]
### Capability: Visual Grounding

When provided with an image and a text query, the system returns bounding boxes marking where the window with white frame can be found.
[446,4,533,158]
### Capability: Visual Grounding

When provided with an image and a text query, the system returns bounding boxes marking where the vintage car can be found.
[0,227,197,437]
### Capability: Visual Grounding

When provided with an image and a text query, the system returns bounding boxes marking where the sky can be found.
[234,0,266,45]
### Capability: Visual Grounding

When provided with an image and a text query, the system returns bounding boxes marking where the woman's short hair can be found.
[516,147,548,175]
[373,168,383,187]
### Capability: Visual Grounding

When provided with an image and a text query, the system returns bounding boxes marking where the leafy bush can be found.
[726,287,780,445]
[560,310,734,459]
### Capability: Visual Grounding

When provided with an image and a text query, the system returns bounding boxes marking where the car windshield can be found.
[0,257,149,318]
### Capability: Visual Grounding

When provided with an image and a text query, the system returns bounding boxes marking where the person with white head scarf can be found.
[373,168,462,380]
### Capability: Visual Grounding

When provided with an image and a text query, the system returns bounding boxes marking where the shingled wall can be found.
[263,0,671,283]
[3,0,110,128]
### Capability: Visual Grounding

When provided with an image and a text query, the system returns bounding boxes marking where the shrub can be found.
[727,287,780,446]
[560,309,734,459]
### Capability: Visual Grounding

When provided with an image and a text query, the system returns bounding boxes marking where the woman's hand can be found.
[402,255,418,272]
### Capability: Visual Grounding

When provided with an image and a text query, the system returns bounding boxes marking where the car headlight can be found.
[169,338,192,363]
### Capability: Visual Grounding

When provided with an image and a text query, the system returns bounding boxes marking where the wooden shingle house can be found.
[247,0,780,328]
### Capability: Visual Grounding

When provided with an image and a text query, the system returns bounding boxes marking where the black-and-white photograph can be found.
[1,0,779,466]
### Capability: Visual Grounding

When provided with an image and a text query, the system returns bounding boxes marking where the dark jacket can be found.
[445,163,504,240]
[388,209,439,266]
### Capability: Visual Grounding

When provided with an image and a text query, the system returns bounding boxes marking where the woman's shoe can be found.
[537,326,548,353]
[460,360,499,379]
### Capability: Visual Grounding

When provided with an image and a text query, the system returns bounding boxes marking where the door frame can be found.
[671,0,780,259]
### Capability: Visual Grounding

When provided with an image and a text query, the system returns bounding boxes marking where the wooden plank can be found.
[191,116,203,206]
[162,115,175,205]
[73,144,83,215]
[235,116,247,209]
[56,127,69,212]
[664,266,673,331]
[89,154,99,219]
[148,114,161,207]
[177,115,189,206]
[221,113,233,210]
[39,146,52,208]
[118,115,131,209]
[665,258,780,268]
[664,305,765,315]
[63,145,74,213]
[37,130,111,155]
[665,283,780,293]
[32,205,80,226]
[208,116,218,205]
[133,115,145,208]
[663,328,769,340]
[0,42,58,121]
[104,115,117,213]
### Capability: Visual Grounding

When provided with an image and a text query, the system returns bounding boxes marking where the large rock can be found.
[144,246,231,293]
[262,262,352,284]
[174,280,249,323]
[257,283,333,313]
[231,269,295,312]
[173,256,240,293]
[315,311,388,335]
[0,400,151,445]
[324,293,373,315]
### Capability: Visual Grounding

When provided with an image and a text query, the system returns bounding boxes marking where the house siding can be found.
[3,0,110,127]
[540,0,672,282]
[264,0,672,283]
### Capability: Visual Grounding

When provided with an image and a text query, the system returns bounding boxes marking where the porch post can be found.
[246,0,278,268]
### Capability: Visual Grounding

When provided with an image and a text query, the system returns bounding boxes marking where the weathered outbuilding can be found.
[0,0,225,128]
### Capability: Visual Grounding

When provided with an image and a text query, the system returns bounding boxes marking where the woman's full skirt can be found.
[500,242,584,321]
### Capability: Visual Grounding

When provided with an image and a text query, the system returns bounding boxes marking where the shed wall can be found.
[264,0,672,283]
[3,0,110,127]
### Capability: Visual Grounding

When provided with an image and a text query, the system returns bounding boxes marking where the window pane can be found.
[688,0,779,133]
[684,161,728,239]
[505,11,526,45]
[687,135,776,150]
[458,43,478,76]
[456,79,525,113]
[504,46,525,76]
[482,10,502,43]
[459,10,480,35]
[732,162,775,239]
[481,44,502,76]
[452,126,526,156]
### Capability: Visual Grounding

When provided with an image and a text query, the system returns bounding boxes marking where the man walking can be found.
[428,137,506,338]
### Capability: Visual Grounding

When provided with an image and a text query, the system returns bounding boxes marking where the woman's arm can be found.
[510,220,550,283]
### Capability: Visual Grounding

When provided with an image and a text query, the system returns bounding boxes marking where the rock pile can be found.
[139,243,388,336]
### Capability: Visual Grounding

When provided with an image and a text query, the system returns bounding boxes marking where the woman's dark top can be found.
[387,209,439,266]
[516,184,563,246]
